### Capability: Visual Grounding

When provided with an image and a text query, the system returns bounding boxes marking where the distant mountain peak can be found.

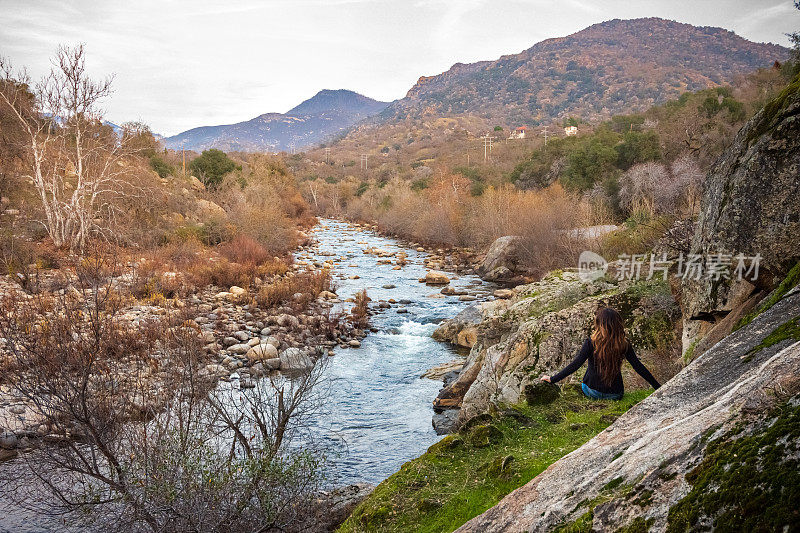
[288,89,389,116]
[164,89,390,152]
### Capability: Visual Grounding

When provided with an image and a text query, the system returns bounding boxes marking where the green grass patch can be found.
[340,388,651,533]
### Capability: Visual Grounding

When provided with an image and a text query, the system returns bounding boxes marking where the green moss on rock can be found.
[616,516,654,533]
[555,510,594,533]
[466,424,503,448]
[737,260,800,331]
[524,381,561,405]
[666,402,800,532]
[742,316,800,362]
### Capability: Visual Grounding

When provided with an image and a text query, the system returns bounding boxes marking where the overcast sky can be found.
[1,0,798,136]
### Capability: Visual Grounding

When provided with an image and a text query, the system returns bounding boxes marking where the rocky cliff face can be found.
[432,272,680,429]
[457,288,800,532]
[681,74,800,358]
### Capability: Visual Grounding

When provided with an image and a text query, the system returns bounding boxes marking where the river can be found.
[301,219,492,485]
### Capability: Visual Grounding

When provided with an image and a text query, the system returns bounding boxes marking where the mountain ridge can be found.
[383,17,788,126]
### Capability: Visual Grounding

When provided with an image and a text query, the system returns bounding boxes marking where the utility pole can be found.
[481,134,494,162]
[360,154,369,170]
[325,147,331,163]
[289,142,296,155]
[541,126,550,147]
[181,139,186,176]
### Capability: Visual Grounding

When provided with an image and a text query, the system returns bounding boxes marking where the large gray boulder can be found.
[477,236,525,282]
[432,304,483,348]
[432,271,680,425]
[682,76,800,354]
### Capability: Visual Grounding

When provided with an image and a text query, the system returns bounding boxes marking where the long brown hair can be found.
[590,307,629,386]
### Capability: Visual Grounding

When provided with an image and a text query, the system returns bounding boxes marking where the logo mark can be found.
[578,251,608,282]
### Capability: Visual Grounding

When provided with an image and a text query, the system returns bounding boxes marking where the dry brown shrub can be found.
[256,269,332,310]
[258,258,290,278]
[350,289,370,328]
[218,234,270,266]
[186,258,254,290]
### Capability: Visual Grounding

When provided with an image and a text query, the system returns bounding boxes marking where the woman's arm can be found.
[625,345,661,389]
[545,339,591,384]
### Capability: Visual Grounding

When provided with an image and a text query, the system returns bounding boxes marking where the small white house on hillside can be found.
[509,126,528,139]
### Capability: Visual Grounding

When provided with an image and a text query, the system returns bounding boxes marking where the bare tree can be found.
[0,45,137,251]
[0,252,326,532]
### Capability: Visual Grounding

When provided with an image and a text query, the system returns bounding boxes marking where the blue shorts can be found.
[582,382,623,401]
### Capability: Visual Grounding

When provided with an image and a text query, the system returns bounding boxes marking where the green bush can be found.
[189,149,240,188]
[149,154,174,178]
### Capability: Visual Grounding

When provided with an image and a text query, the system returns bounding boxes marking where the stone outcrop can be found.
[682,74,800,356]
[432,271,681,427]
[476,236,526,283]
[457,288,800,532]
[431,304,483,348]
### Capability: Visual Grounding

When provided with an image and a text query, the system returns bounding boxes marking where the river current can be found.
[302,219,492,485]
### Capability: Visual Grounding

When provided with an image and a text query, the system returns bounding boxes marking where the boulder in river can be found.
[425,270,451,285]
[228,343,250,355]
[477,236,525,282]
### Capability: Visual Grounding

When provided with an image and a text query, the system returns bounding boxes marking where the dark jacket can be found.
[550,338,660,395]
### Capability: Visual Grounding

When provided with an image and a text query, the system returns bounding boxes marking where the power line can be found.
[324,147,331,163]
[360,154,369,170]
[541,126,550,146]
[481,134,495,162]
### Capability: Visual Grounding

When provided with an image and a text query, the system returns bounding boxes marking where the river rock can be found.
[233,330,249,342]
[425,271,450,285]
[432,409,460,435]
[421,360,464,381]
[228,343,250,355]
[247,343,278,362]
[432,304,482,346]
[274,314,300,329]
[477,236,524,282]
[279,348,314,373]
[263,358,282,370]
[493,289,514,299]
[229,286,247,297]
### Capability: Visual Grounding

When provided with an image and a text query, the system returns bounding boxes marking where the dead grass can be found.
[256,269,332,310]
[350,289,370,328]
[218,234,271,266]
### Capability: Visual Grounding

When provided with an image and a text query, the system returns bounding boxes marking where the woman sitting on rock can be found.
[540,307,660,400]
